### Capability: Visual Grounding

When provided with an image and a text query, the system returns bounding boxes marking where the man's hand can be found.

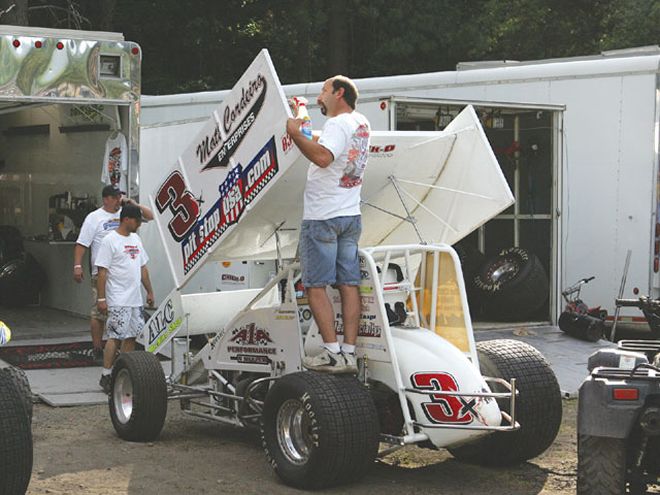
[73,265,84,283]
[146,291,155,308]
[286,118,303,137]
[97,299,108,314]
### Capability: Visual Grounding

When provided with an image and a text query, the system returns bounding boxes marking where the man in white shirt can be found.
[286,75,370,373]
[73,185,154,357]
[95,204,154,393]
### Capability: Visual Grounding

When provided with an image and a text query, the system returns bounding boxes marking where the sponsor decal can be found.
[281,133,294,154]
[335,319,382,338]
[146,299,183,352]
[197,74,267,171]
[236,354,271,365]
[227,322,276,364]
[179,137,280,273]
[369,144,396,158]
[360,269,370,280]
[410,372,477,425]
[359,285,374,295]
[221,274,246,283]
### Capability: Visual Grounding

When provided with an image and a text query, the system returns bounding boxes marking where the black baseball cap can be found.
[120,203,142,222]
[102,185,123,197]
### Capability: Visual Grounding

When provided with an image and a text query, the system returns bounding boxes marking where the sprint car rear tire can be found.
[261,371,379,489]
[449,339,562,466]
[109,351,167,442]
[576,434,626,495]
[0,365,33,423]
[0,367,33,495]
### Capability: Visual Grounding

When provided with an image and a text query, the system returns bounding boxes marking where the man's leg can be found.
[338,285,360,345]
[91,318,104,350]
[103,338,119,369]
[307,287,337,344]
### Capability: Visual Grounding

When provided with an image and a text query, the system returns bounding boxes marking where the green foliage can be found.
[21,0,660,94]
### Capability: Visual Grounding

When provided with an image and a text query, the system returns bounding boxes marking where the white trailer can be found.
[0,26,141,317]
[140,46,660,327]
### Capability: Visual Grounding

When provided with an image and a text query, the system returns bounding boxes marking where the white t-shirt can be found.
[95,231,149,307]
[76,207,122,275]
[303,111,371,220]
[101,133,128,193]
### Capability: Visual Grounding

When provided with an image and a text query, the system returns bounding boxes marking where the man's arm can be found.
[286,118,334,168]
[123,197,155,221]
[141,265,155,307]
[96,267,108,314]
[73,244,87,283]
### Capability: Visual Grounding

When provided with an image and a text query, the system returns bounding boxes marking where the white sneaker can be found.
[303,348,350,373]
[342,352,358,373]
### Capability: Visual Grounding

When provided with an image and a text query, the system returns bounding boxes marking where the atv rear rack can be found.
[592,365,660,380]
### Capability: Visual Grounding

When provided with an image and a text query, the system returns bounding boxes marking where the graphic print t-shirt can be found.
[95,231,149,307]
[101,133,128,193]
[76,207,122,275]
[303,111,371,220]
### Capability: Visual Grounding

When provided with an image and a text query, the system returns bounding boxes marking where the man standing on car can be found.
[95,204,154,393]
[73,185,153,357]
[286,75,370,373]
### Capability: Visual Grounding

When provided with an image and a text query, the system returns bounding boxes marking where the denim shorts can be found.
[300,215,361,288]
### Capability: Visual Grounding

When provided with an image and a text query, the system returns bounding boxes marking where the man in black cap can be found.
[73,185,153,356]
[95,204,154,393]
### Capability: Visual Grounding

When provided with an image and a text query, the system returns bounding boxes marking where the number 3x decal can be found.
[155,171,200,241]
[410,372,477,425]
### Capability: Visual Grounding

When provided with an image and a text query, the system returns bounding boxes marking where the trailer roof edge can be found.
[0,24,124,42]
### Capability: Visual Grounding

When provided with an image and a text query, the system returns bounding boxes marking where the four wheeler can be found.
[578,337,660,494]
[558,276,607,342]
[108,244,563,489]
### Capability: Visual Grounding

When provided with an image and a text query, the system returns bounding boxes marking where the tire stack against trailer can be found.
[0,226,46,307]
[456,245,549,321]
[0,333,33,494]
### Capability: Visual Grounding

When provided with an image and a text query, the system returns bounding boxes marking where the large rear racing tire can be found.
[0,365,33,423]
[109,351,167,442]
[261,371,379,489]
[0,367,33,495]
[449,339,562,466]
[577,434,626,495]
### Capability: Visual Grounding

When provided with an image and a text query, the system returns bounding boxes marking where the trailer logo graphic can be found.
[199,74,267,171]
[227,322,276,365]
[410,372,476,425]
[180,137,280,273]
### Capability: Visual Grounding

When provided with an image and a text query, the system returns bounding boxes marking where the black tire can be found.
[449,339,562,466]
[0,365,33,423]
[261,371,379,489]
[558,312,603,342]
[109,351,167,442]
[0,368,33,495]
[474,247,549,321]
[0,226,24,266]
[0,253,46,307]
[577,435,626,495]
[453,242,487,314]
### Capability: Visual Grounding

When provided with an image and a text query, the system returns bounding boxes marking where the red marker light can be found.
[613,388,639,401]
[12,39,20,48]
[131,46,140,55]
[633,287,639,295]
[35,40,43,48]
[56,42,64,50]
[380,101,387,111]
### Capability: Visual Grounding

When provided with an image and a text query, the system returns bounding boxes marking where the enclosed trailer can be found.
[0,26,141,316]
[141,46,660,326]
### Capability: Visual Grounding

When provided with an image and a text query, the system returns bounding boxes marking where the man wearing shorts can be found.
[74,185,153,357]
[286,75,370,373]
[95,204,154,393]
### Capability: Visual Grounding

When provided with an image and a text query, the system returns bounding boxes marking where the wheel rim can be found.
[489,259,518,283]
[113,368,134,424]
[276,399,313,465]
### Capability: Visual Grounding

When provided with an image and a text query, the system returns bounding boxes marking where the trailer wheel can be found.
[449,339,562,466]
[577,434,626,494]
[109,351,167,442]
[474,247,548,321]
[261,371,379,489]
[0,365,33,423]
[0,366,33,495]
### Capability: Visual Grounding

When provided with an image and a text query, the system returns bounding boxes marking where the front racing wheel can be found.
[109,351,168,442]
[261,371,379,489]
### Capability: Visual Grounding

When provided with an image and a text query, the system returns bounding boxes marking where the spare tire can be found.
[453,242,486,315]
[0,253,46,307]
[0,225,24,266]
[473,247,548,321]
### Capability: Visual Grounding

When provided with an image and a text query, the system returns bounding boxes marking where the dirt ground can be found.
[26,399,578,495]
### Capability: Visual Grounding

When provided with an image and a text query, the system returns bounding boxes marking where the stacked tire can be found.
[0,365,33,494]
[0,227,46,307]
[471,247,549,321]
